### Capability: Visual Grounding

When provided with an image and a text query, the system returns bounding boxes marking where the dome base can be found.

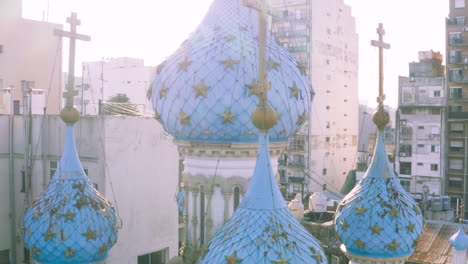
[341,245,410,264]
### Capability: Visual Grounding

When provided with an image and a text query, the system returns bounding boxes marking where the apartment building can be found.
[396,51,445,195]
[271,0,359,193]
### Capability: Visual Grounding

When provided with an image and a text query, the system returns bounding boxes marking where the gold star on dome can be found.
[388,240,400,251]
[32,210,43,220]
[98,244,108,255]
[407,223,415,233]
[74,196,87,210]
[178,56,192,72]
[296,112,307,126]
[225,251,242,264]
[178,111,191,125]
[62,210,76,222]
[225,34,236,41]
[354,239,365,249]
[370,223,383,235]
[63,247,75,257]
[192,80,210,98]
[159,83,168,99]
[43,229,56,242]
[72,183,85,192]
[82,227,97,241]
[289,82,299,99]
[297,64,307,75]
[245,79,261,97]
[219,107,237,124]
[355,205,368,216]
[220,57,240,71]
[32,246,40,256]
[388,207,399,218]
[268,59,280,71]
[272,253,290,264]
[340,220,349,230]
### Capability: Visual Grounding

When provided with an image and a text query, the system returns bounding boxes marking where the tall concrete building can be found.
[271,0,359,192]
[395,51,445,195]
[446,0,468,216]
[80,58,155,116]
[0,115,180,263]
[0,0,63,115]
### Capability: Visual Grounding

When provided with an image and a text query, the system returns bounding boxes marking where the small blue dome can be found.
[198,133,325,263]
[150,0,312,143]
[23,126,119,264]
[334,129,423,259]
[450,226,468,251]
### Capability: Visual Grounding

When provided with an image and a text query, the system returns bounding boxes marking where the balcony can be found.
[288,177,305,184]
[449,38,468,46]
[448,111,468,119]
[448,18,466,26]
[449,56,468,65]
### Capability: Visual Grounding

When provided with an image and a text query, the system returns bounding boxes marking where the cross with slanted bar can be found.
[54,12,90,107]
[371,23,390,109]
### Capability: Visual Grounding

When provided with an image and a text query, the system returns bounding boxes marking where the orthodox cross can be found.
[371,23,390,109]
[54,12,91,107]
[244,0,270,104]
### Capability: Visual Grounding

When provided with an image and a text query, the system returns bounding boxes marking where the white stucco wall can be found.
[104,116,179,264]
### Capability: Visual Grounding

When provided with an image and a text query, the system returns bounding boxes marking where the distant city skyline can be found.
[22,0,447,107]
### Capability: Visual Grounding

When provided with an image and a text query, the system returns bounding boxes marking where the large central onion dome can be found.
[150,0,312,143]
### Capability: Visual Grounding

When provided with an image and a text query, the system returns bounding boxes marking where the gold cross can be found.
[371,23,390,109]
[54,12,90,107]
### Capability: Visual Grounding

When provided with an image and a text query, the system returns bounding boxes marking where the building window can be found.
[449,34,463,46]
[450,140,464,152]
[417,162,423,166]
[450,105,462,112]
[450,50,462,63]
[450,123,464,134]
[450,87,462,99]
[21,170,26,193]
[449,159,463,170]
[399,144,412,157]
[0,45,3,54]
[24,247,30,263]
[13,100,20,115]
[50,161,58,178]
[433,90,440,97]
[326,137,330,142]
[137,248,168,264]
[456,16,466,24]
[233,186,240,211]
[430,164,438,171]
[417,144,424,148]
[292,186,302,192]
[326,106,330,110]
[431,144,440,152]
[455,0,465,9]
[400,180,410,192]
[449,178,463,188]
[322,168,327,175]
[431,108,441,115]
[401,109,413,115]
[399,162,411,175]
[418,126,424,129]
[0,249,9,264]
[449,67,463,81]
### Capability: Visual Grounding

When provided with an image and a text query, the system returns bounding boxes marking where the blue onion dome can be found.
[450,225,468,251]
[23,124,119,264]
[334,110,423,259]
[150,0,312,143]
[198,133,326,263]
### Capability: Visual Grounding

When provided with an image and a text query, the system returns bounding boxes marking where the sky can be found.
[22,0,448,107]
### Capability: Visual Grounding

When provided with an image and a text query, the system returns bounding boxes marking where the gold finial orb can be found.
[60,106,80,125]
[251,104,279,132]
[372,108,389,130]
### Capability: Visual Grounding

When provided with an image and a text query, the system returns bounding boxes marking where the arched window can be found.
[199,185,205,245]
[233,186,240,211]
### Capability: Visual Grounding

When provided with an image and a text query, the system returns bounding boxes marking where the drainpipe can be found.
[8,86,16,264]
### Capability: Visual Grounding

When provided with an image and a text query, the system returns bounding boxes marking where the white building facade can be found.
[0,115,179,263]
[79,58,155,116]
[272,0,359,193]
[395,51,446,195]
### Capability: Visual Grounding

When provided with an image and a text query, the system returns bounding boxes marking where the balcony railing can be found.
[450,38,468,46]
[450,56,468,64]
[449,111,468,119]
